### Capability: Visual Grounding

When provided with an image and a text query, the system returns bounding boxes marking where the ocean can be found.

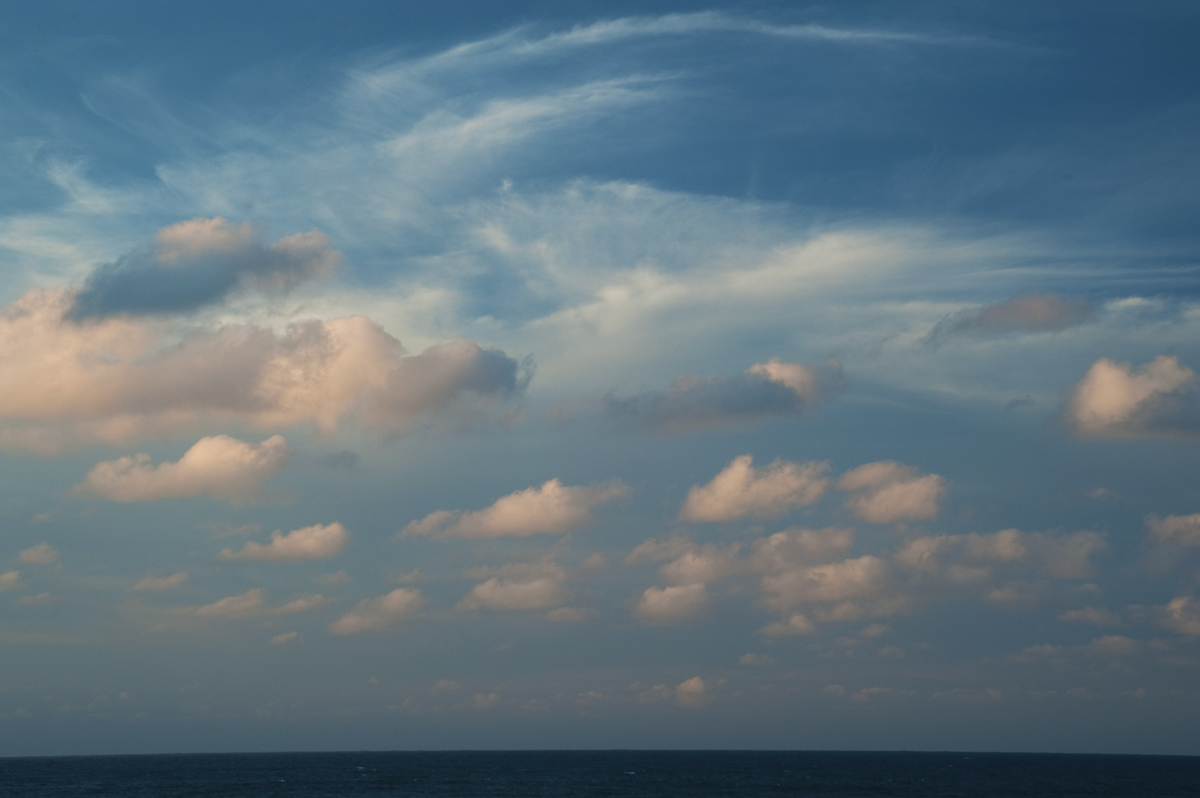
[0,750,1197,797]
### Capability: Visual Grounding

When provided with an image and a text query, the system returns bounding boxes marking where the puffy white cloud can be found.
[1146,513,1200,546]
[1159,596,1200,636]
[1066,355,1195,438]
[925,293,1092,344]
[70,218,341,318]
[0,288,526,452]
[18,543,58,565]
[634,583,709,625]
[404,479,626,539]
[760,555,887,609]
[329,588,425,634]
[458,564,568,611]
[132,572,189,591]
[837,461,944,524]
[0,570,20,591]
[193,588,326,619]
[604,359,834,433]
[219,522,349,562]
[75,435,291,503]
[675,676,707,707]
[679,455,829,522]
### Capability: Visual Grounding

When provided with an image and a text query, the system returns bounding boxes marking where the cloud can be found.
[132,572,189,591]
[458,563,568,611]
[403,479,625,539]
[760,555,887,609]
[1159,596,1200,636]
[328,588,424,634]
[193,588,327,619]
[1065,355,1196,438]
[679,455,829,522]
[0,288,527,451]
[0,571,20,591]
[750,527,855,572]
[604,359,835,433]
[219,522,349,562]
[18,592,56,606]
[837,461,945,523]
[925,293,1092,344]
[658,543,742,585]
[894,529,1104,582]
[270,631,299,645]
[18,543,58,565]
[1060,606,1120,626]
[1146,513,1200,546]
[74,435,290,503]
[759,613,816,636]
[69,218,341,319]
[633,583,709,625]
[675,676,707,707]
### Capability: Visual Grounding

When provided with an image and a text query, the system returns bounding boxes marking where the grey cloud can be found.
[604,359,839,434]
[925,293,1093,345]
[70,218,341,319]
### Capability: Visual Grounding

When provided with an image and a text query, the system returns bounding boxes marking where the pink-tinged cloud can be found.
[837,461,944,523]
[329,588,425,634]
[680,455,829,522]
[219,522,349,562]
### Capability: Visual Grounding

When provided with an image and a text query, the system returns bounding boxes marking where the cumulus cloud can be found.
[604,358,836,433]
[0,570,20,591]
[1158,596,1200,636]
[925,293,1092,344]
[634,583,709,624]
[760,555,887,609]
[837,461,944,523]
[193,588,327,619]
[403,479,625,539]
[70,218,341,319]
[0,288,527,452]
[679,455,829,522]
[75,435,290,503]
[1146,513,1200,546]
[894,529,1104,582]
[675,676,707,707]
[750,527,855,572]
[219,522,349,562]
[132,572,189,591]
[1066,355,1196,438]
[658,543,742,585]
[458,563,568,610]
[329,588,424,634]
[18,543,58,565]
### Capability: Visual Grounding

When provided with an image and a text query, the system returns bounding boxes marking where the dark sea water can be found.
[1,751,1197,797]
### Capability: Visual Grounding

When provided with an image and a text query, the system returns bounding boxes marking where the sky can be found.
[1,0,1200,756]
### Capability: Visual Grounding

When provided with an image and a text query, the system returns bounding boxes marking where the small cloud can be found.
[760,613,816,636]
[0,571,20,591]
[633,583,709,625]
[318,569,351,585]
[473,692,500,710]
[545,607,595,623]
[403,479,626,539]
[738,653,776,666]
[1065,356,1197,438]
[675,676,707,707]
[75,435,291,504]
[604,358,839,434]
[269,632,300,645]
[329,588,424,634]
[679,455,829,522]
[219,522,349,562]
[193,588,326,619]
[1158,596,1200,636]
[1060,606,1120,626]
[132,572,189,591]
[432,679,460,694]
[925,293,1092,345]
[837,461,944,523]
[1147,513,1200,547]
[18,543,58,565]
[458,565,567,611]
[17,592,56,606]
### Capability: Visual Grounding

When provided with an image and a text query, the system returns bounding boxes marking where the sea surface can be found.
[1,750,1197,797]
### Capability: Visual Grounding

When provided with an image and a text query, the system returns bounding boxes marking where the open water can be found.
[0,750,1197,797]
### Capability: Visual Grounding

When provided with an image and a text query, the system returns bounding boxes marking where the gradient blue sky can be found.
[2,1,1200,756]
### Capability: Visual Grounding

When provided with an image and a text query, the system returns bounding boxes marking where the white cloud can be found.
[1159,596,1200,636]
[634,583,709,625]
[675,676,707,707]
[458,564,568,611]
[75,435,291,503]
[750,527,855,572]
[18,543,58,565]
[404,479,625,539]
[219,522,349,562]
[837,461,944,523]
[760,555,887,609]
[329,588,425,634]
[0,571,20,591]
[658,543,742,585]
[193,588,326,619]
[0,288,526,452]
[760,613,816,636]
[1066,355,1195,437]
[132,572,189,591]
[679,455,829,522]
[1146,513,1200,546]
[894,529,1103,582]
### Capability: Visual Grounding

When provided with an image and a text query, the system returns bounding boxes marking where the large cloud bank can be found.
[0,288,526,451]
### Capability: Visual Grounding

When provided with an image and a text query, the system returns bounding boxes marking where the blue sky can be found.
[2,1,1200,755]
